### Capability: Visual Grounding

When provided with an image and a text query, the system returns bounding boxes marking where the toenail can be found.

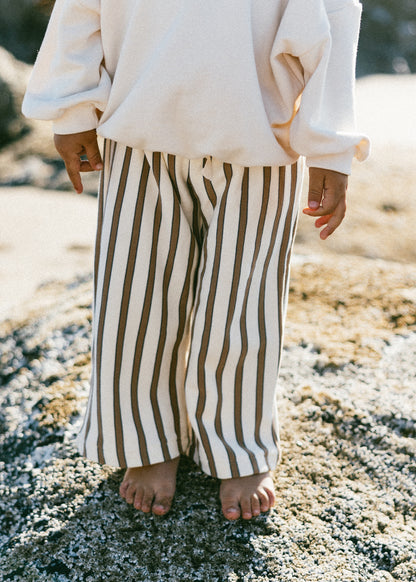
[153,504,168,515]
[225,507,240,519]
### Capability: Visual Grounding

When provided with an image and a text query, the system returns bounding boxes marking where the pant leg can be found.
[77,142,303,476]
[185,158,304,479]
[77,142,202,467]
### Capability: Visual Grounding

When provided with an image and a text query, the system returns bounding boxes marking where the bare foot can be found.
[119,457,179,516]
[220,471,276,520]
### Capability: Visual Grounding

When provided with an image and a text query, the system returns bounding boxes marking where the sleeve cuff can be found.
[305,152,354,175]
[306,137,370,175]
[52,103,99,134]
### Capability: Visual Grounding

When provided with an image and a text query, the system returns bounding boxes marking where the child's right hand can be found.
[302,167,348,240]
[54,129,103,194]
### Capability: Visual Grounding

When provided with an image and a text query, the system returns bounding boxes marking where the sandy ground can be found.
[295,74,416,263]
[0,189,98,320]
[0,74,415,322]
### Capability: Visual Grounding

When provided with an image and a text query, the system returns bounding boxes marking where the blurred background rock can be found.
[359,0,416,75]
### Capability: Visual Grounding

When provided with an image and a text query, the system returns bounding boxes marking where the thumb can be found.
[307,167,325,210]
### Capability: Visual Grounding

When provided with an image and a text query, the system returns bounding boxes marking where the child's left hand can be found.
[302,167,348,240]
[54,129,103,194]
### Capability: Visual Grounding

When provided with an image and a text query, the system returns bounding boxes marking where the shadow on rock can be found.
[2,455,272,582]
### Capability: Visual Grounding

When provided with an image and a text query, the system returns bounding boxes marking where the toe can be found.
[222,504,241,520]
[240,496,253,520]
[265,486,276,508]
[119,476,130,499]
[141,489,154,513]
[221,491,241,520]
[134,488,144,510]
[251,494,261,517]
[125,484,136,504]
[152,494,173,516]
[257,489,271,512]
[119,482,128,499]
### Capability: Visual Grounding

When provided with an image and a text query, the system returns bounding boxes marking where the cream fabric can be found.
[77,141,303,478]
[22,0,369,174]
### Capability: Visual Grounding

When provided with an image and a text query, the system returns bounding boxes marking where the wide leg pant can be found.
[76,140,303,479]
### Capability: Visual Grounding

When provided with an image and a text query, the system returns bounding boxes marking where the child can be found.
[23,0,369,520]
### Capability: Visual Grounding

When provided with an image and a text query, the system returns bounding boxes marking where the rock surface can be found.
[0,255,415,582]
[0,47,31,149]
[0,4,415,581]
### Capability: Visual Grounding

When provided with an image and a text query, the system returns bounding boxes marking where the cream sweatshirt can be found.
[22,0,370,174]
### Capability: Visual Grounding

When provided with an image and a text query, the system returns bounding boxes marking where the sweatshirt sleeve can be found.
[22,0,111,134]
[273,0,370,175]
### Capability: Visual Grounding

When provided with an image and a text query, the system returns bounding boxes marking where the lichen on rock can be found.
[0,260,415,581]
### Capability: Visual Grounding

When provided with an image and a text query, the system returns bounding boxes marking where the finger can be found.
[314,214,331,228]
[303,189,346,218]
[65,158,83,194]
[307,168,325,210]
[303,204,333,217]
[83,136,103,171]
[322,171,348,212]
[319,204,346,240]
[321,186,343,215]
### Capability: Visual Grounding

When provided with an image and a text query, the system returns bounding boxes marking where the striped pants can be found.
[77,140,303,479]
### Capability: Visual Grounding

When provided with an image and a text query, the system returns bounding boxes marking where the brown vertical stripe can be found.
[169,231,197,452]
[112,156,150,467]
[270,162,298,448]
[83,140,117,458]
[182,164,213,459]
[130,153,163,465]
[95,147,133,463]
[169,156,197,451]
[276,163,298,352]
[102,140,118,217]
[283,164,301,292]
[194,163,234,478]
[82,144,129,457]
[167,153,181,204]
[184,212,210,456]
[82,139,108,455]
[81,378,94,457]
[188,233,209,467]
[213,167,250,477]
[187,172,208,247]
[254,165,286,462]
[234,166,272,473]
[203,175,217,208]
[149,153,182,459]
[93,139,107,302]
